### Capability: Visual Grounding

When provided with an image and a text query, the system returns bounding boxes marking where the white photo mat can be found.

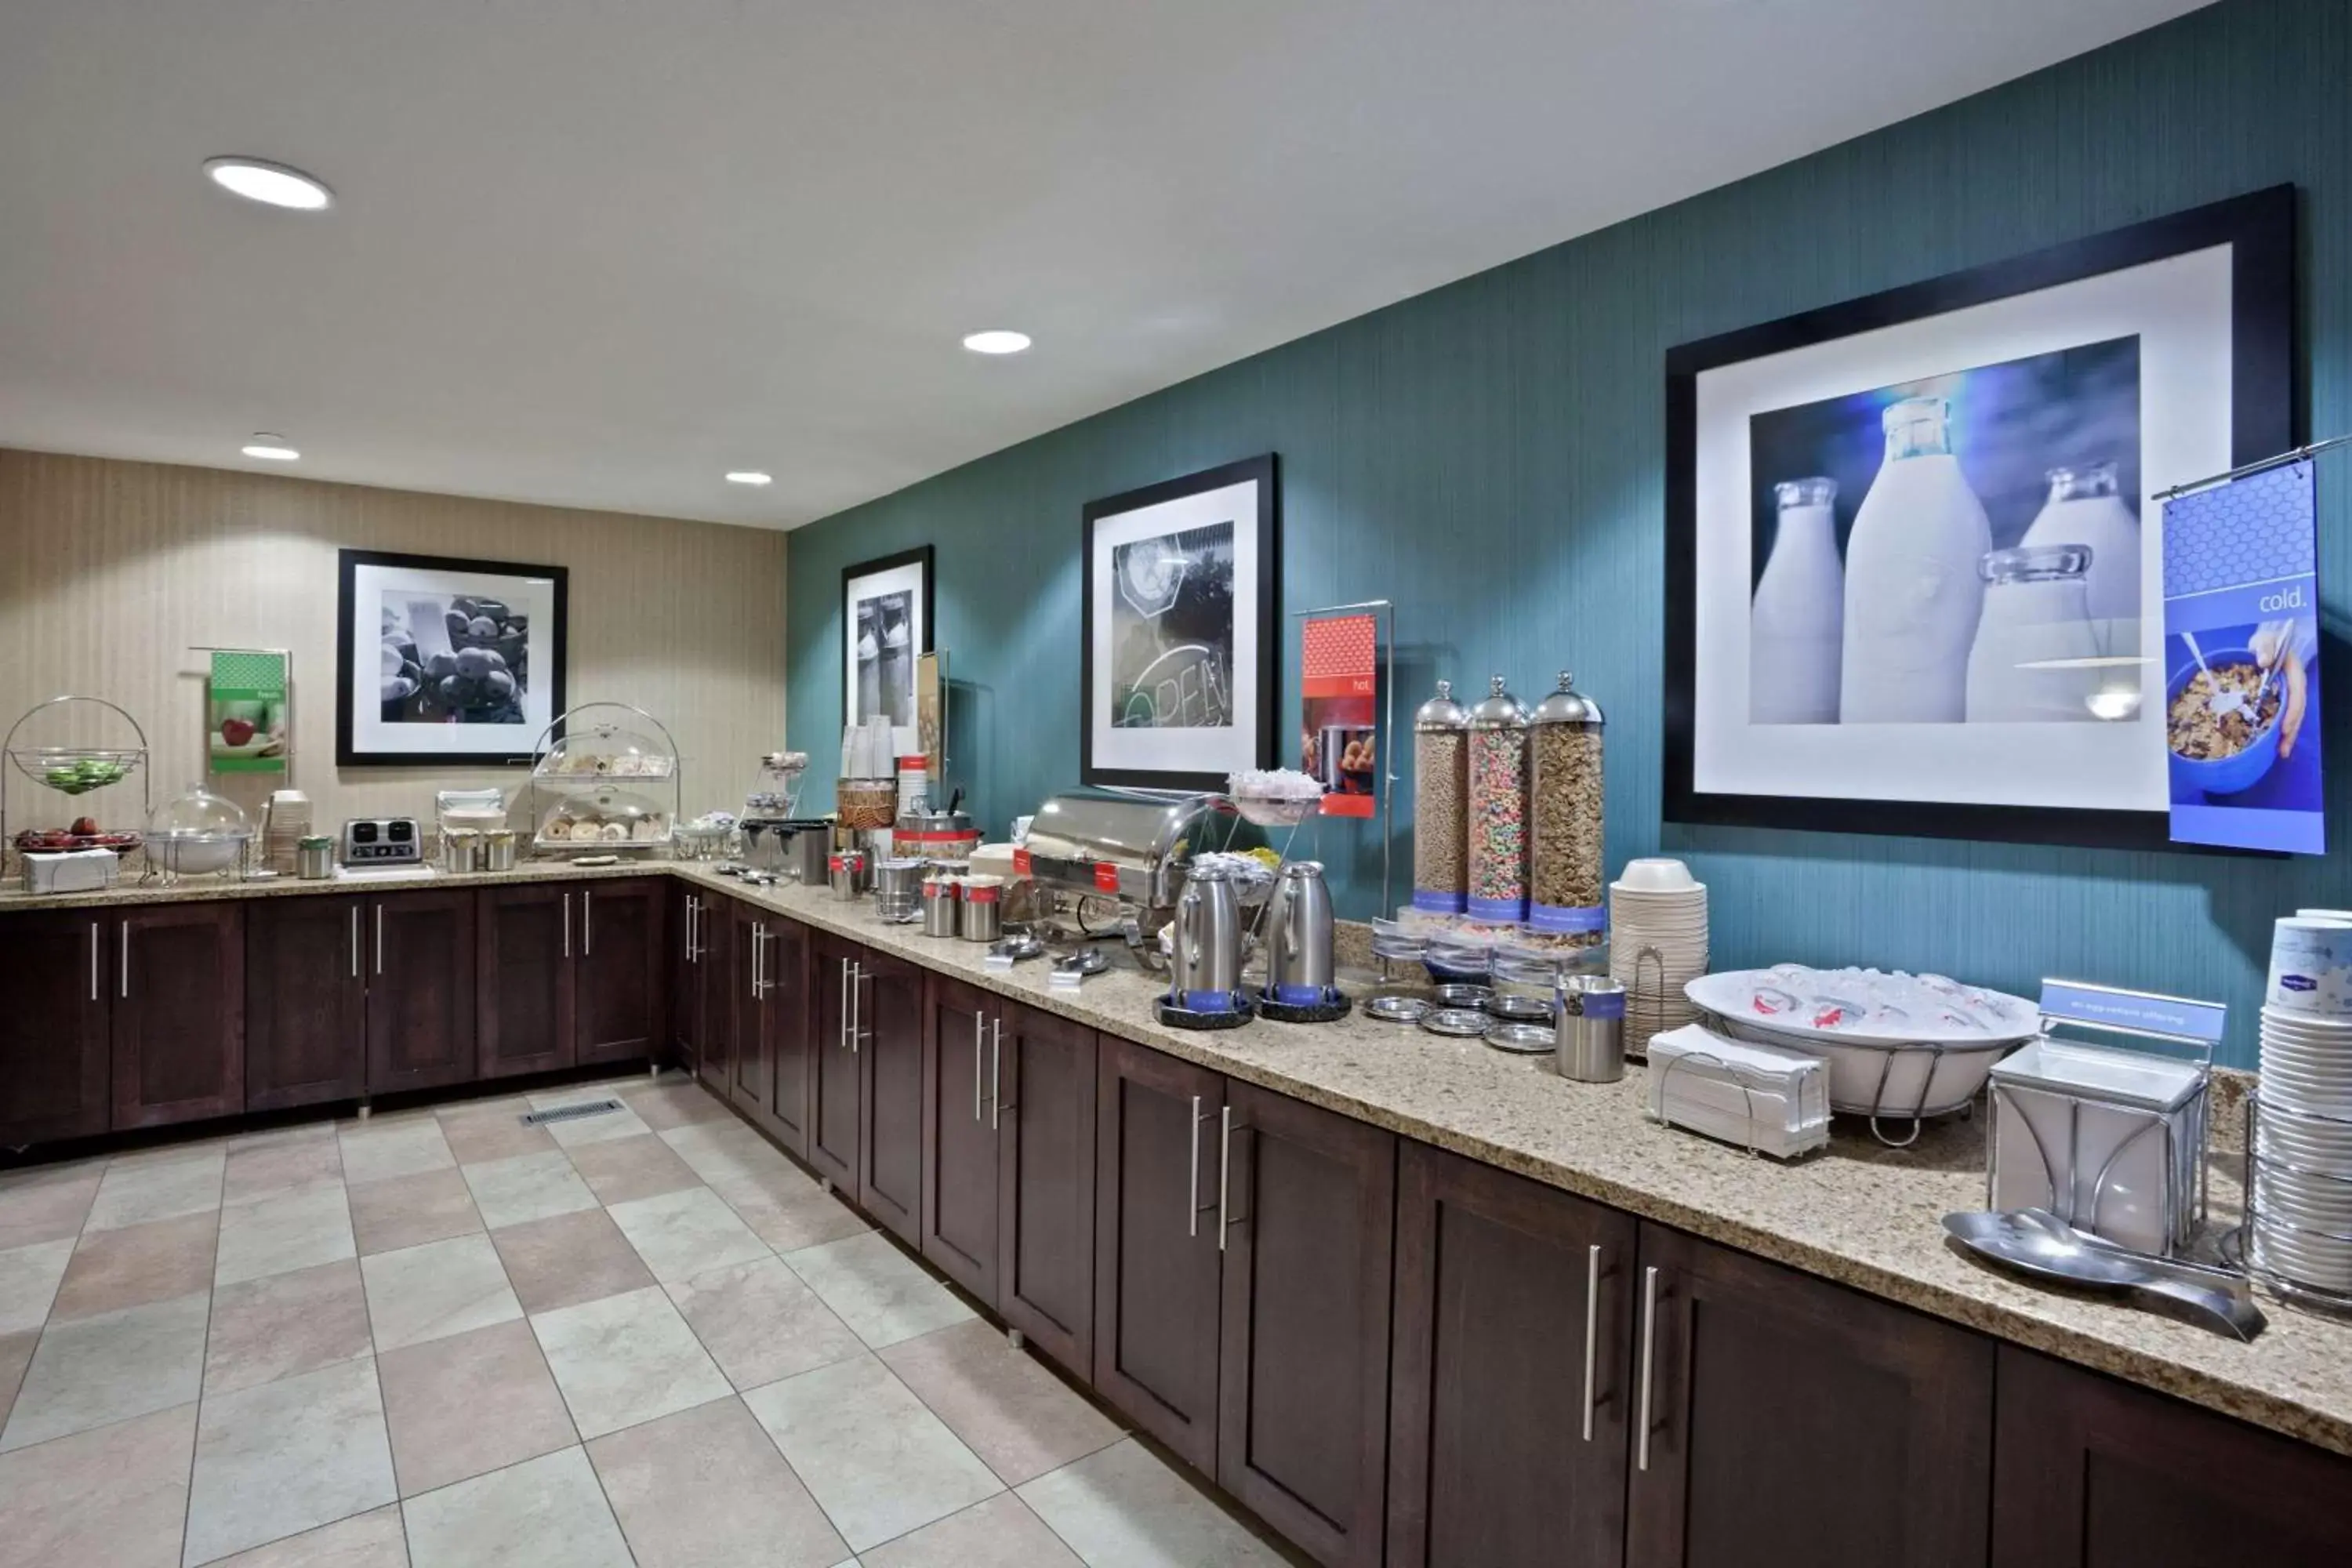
[1691,244,2234,812]
[843,556,927,729]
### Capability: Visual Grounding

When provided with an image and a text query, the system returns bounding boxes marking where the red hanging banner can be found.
[1300,613,1379,818]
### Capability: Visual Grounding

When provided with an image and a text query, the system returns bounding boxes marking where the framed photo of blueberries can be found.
[336,548,568,766]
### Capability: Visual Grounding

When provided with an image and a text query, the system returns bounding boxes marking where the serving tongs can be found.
[1942,1207,2267,1341]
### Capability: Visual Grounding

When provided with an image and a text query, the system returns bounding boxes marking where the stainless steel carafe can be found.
[1265,861,1336,1005]
[1172,862,1245,1011]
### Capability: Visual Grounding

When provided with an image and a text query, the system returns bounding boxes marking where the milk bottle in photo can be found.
[1750,477,1843,723]
[1839,396,1991,723]
[1965,545,2103,722]
[2021,461,2140,619]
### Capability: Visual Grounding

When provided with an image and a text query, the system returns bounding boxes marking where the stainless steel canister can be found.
[922,872,960,937]
[295,835,335,880]
[828,850,869,900]
[873,858,925,922]
[1555,973,1627,1083]
[960,874,1004,942]
[440,828,481,873]
[481,829,519,873]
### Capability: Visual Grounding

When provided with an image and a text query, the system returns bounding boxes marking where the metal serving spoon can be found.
[1941,1208,2267,1341]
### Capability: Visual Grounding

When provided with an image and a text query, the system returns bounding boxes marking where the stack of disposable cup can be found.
[1608,858,1708,1051]
[2249,912,2352,1299]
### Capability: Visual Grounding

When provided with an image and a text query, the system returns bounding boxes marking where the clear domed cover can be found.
[148,782,252,840]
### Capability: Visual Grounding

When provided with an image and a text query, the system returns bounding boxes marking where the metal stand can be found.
[2230,1090,2352,1318]
[1290,598,1396,914]
[524,701,683,856]
[2,695,153,881]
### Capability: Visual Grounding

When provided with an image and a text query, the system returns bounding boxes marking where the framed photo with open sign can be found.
[1081,455,1279,790]
[1662,187,2294,850]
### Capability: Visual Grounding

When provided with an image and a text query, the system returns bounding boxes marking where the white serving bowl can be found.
[1614,858,1700,894]
[1706,1014,2016,1118]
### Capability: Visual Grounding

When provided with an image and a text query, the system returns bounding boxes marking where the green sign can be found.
[209,650,288,774]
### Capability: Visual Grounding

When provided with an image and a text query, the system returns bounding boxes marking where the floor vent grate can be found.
[520,1098,626,1127]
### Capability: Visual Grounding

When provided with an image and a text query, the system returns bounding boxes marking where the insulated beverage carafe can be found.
[1839,397,1991,723]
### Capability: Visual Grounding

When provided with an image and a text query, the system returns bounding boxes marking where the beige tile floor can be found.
[0,1072,1298,1567]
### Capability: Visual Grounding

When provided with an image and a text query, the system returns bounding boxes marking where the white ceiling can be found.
[0,0,2208,529]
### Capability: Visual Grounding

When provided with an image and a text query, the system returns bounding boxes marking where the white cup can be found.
[1616,857,1698,893]
[2267,916,2352,1016]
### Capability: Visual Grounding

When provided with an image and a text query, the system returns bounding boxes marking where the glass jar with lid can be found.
[1411,681,1470,914]
[1465,676,1530,923]
[1527,672,1606,945]
[145,782,252,880]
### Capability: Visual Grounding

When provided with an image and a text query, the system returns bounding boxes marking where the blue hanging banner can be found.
[2159,462,2324,854]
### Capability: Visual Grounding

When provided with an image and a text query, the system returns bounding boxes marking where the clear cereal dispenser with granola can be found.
[1465,675,1530,924]
[1527,671,1606,946]
[1410,681,1470,915]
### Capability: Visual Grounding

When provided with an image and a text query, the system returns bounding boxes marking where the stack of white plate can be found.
[1609,858,1708,1047]
[2249,913,2352,1298]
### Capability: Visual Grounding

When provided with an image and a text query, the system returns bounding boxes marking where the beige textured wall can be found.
[0,448,787,835]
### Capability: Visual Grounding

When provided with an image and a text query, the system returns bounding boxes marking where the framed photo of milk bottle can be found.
[1664,187,2294,850]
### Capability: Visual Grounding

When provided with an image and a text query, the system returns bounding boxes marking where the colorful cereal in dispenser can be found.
[1465,675,1530,923]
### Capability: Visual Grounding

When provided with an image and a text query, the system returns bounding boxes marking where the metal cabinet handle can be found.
[1218,1105,1249,1252]
[1582,1244,1602,1442]
[989,1018,1002,1131]
[375,902,384,975]
[583,889,593,955]
[119,920,129,998]
[848,963,862,1052]
[350,905,359,979]
[973,1012,985,1123]
[1188,1094,1204,1237]
[750,924,763,1000]
[1637,1265,1661,1472]
[839,958,851,1049]
[561,893,571,960]
[684,896,696,963]
[89,920,99,1001]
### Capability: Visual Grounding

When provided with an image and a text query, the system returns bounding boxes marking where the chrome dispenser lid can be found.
[1413,679,1469,731]
[1276,859,1326,880]
[1530,671,1604,729]
[1465,675,1528,730]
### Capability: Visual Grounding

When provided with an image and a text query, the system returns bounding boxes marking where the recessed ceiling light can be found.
[241,434,299,461]
[724,470,773,486]
[203,157,334,211]
[961,330,1031,355]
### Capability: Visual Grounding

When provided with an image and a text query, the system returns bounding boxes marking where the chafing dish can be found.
[1022,787,1265,958]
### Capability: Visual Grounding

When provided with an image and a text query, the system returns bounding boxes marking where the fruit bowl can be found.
[14,826,141,855]
[9,747,144,797]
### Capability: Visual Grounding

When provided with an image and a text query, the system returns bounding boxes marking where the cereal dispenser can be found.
[1465,675,1530,924]
[1527,672,1606,943]
[1410,681,1470,914]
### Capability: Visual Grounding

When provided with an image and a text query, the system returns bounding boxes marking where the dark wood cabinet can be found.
[1216,1080,1396,1567]
[760,915,812,1155]
[1093,1033,1225,1474]
[1993,1345,2352,1567]
[921,975,1000,1303]
[575,879,662,1063]
[994,999,1097,1377]
[111,902,244,1131]
[477,884,576,1079]
[1626,1222,1993,1568]
[693,891,732,1094]
[807,930,862,1190]
[365,888,477,1094]
[1388,1143,1637,1568]
[0,911,111,1145]
[858,947,925,1245]
[725,898,769,1116]
[245,895,367,1112]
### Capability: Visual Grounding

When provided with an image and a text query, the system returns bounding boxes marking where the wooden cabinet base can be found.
[0,912,111,1145]
[111,903,244,1131]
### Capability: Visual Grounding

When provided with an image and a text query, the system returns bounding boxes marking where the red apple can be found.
[220,717,256,746]
[70,817,98,837]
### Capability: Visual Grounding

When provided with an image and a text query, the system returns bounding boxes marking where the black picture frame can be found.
[840,545,935,736]
[336,548,568,767]
[1663,185,2296,851]
[1080,454,1280,791]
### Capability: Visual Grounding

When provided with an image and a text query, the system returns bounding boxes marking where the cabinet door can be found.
[1388,1143,1636,1568]
[996,1000,1097,1376]
[478,884,576,1080]
[1216,1079,1396,1567]
[245,895,368,1113]
[695,895,734,1094]
[111,902,244,1131]
[1992,1345,2352,1568]
[760,916,812,1157]
[576,879,662,1064]
[0,912,111,1145]
[806,932,861,1189]
[858,948,924,1245]
[366,890,477,1094]
[920,976,999,1304]
[727,900,771,1116]
[1093,1033,1224,1474]
[1627,1223,1992,1568]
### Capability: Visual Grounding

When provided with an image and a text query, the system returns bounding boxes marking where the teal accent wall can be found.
[789,0,2351,1069]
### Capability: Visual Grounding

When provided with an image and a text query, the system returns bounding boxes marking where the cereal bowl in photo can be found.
[2165,648,2282,797]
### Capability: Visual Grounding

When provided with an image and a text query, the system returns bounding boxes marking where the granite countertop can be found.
[0,856,665,910]
[7,859,2347,1456]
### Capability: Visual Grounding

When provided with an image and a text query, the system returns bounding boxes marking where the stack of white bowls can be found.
[1609,858,1709,1049]
[2249,911,2352,1299]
